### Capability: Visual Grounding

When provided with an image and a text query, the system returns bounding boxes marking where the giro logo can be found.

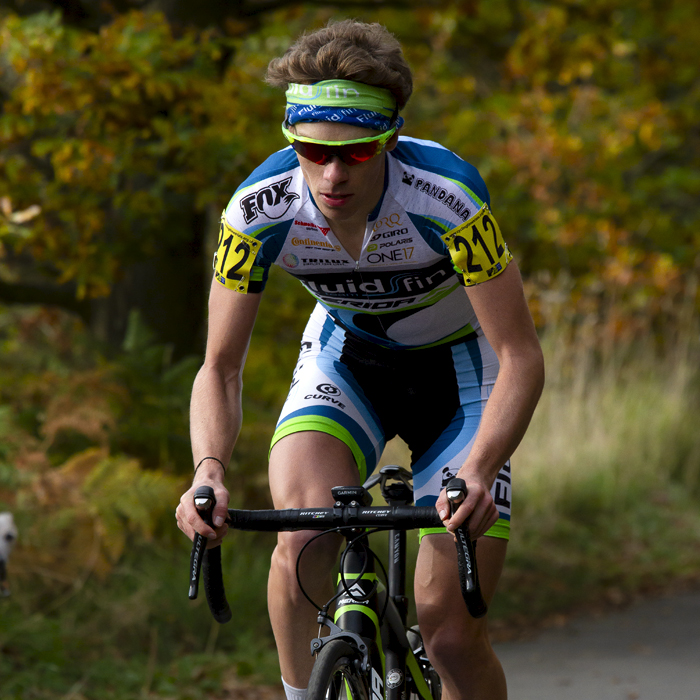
[370,227,410,242]
[240,177,299,224]
[317,383,341,396]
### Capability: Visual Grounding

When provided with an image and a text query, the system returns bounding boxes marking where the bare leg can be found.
[267,432,360,688]
[415,535,508,700]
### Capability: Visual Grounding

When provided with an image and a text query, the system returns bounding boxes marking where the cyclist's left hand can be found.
[436,473,498,540]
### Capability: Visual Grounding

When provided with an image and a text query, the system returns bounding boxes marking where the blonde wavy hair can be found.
[266,19,413,110]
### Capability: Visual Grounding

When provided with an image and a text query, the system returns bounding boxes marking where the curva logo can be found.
[317,383,341,396]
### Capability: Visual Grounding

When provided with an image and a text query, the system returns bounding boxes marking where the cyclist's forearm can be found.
[189,363,244,481]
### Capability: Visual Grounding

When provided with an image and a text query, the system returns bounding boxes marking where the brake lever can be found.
[446,478,488,618]
[188,485,215,600]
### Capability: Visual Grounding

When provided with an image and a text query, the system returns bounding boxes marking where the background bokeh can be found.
[1,2,699,698]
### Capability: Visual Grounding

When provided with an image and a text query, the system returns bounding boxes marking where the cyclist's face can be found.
[291,122,398,227]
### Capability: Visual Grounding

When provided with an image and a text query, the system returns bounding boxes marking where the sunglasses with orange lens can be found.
[282,123,397,166]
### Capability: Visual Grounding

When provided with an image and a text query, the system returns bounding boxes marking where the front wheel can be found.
[307,640,371,700]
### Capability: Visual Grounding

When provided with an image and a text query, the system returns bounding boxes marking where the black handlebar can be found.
[188,481,487,623]
[188,485,232,624]
[445,478,488,619]
[226,504,443,530]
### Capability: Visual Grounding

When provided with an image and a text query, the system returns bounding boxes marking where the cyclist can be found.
[177,19,544,700]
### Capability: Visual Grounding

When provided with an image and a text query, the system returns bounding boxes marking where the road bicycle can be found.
[188,465,487,700]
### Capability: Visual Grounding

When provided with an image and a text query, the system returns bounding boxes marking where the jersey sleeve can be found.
[441,203,513,286]
[212,150,301,294]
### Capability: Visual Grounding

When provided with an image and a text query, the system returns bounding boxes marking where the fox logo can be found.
[240,177,299,224]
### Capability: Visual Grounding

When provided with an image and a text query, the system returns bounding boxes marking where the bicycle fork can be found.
[315,536,385,699]
[311,528,433,700]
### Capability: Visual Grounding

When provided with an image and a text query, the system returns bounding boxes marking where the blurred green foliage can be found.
[0,1,699,697]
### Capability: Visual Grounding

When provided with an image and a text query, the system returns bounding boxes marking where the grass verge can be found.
[491,320,700,635]
[2,321,699,697]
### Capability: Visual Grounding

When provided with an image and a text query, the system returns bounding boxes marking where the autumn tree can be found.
[1,0,698,356]
[0,9,283,354]
[397,0,699,336]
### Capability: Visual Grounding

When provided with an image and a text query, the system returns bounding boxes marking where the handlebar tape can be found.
[202,546,232,624]
[225,505,443,531]
[445,478,488,619]
[189,485,232,624]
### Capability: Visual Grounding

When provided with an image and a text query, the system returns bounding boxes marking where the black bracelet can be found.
[194,456,226,478]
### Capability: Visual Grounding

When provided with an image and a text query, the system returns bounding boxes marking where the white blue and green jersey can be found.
[215,136,513,539]
[215,136,512,350]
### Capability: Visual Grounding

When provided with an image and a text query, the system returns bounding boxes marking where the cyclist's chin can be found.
[318,200,360,221]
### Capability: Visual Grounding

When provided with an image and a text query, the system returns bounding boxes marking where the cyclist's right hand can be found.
[176,466,230,548]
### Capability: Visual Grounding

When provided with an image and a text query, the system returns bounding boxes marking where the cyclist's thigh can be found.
[408,334,512,541]
[270,305,388,493]
[269,431,360,509]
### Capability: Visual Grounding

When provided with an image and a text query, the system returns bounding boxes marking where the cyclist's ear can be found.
[386,129,401,152]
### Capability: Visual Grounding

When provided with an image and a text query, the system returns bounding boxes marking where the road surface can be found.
[494,588,700,700]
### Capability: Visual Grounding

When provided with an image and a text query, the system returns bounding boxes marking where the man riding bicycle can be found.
[176,19,544,700]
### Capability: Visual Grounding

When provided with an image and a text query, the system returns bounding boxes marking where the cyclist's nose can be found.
[323,156,350,184]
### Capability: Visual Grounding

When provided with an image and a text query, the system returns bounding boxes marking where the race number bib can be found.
[441,204,512,286]
[213,215,260,293]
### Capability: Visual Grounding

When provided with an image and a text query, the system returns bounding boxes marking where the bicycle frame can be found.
[189,466,485,699]
[309,473,435,700]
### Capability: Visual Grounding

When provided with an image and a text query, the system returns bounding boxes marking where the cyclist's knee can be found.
[420,614,490,664]
[271,529,340,578]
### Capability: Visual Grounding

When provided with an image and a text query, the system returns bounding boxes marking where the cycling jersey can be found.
[216,136,514,539]
[216,136,512,350]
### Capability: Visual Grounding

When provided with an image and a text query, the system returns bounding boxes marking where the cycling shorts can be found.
[270,304,512,540]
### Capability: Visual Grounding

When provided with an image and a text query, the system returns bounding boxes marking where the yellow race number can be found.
[213,214,261,293]
[441,204,512,286]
